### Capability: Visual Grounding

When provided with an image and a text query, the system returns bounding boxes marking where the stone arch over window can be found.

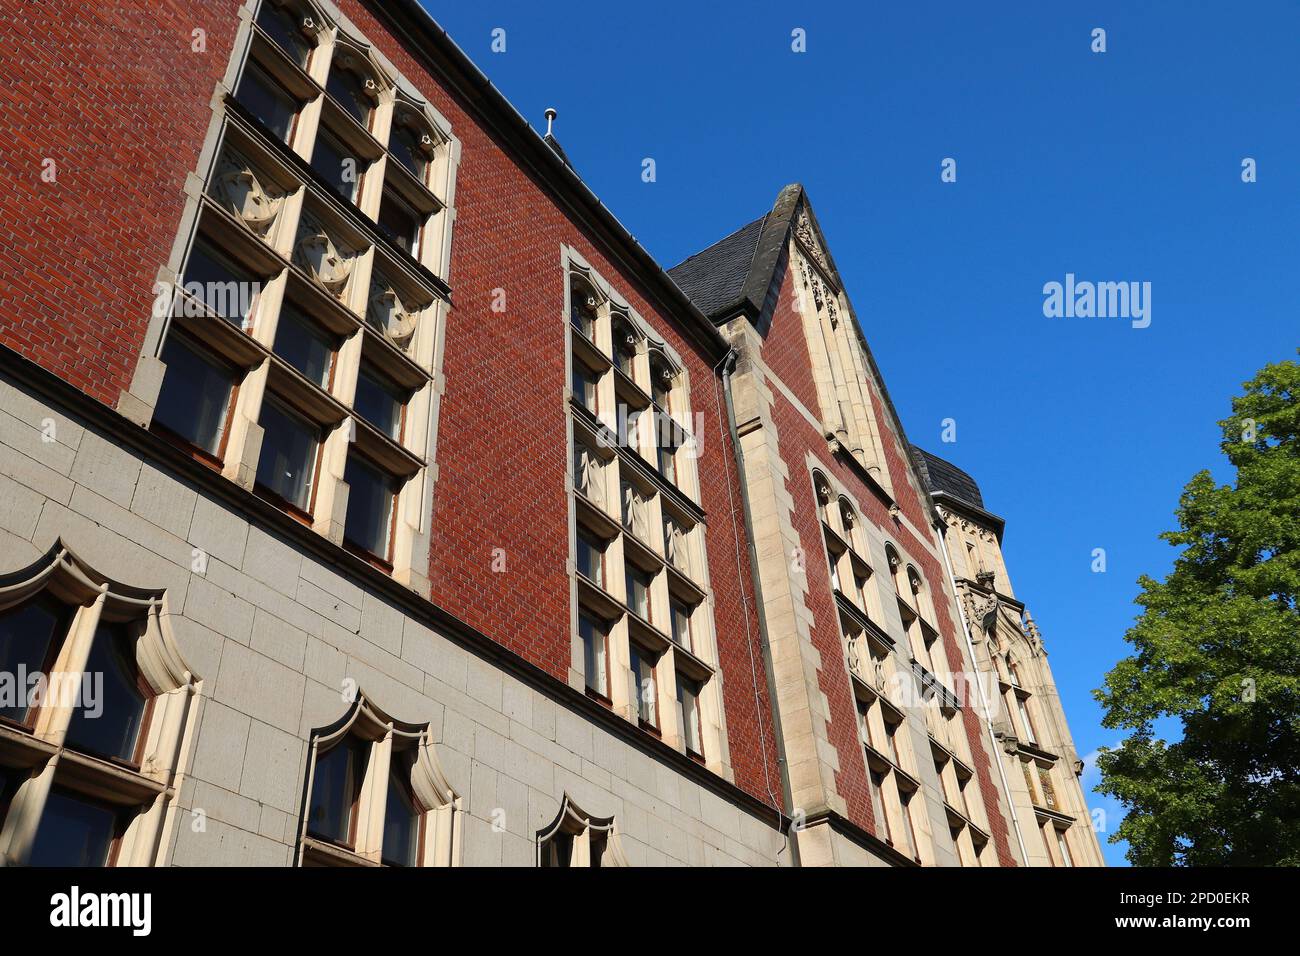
[325,32,394,130]
[254,0,329,70]
[884,543,903,594]
[568,270,605,342]
[536,792,629,867]
[296,689,460,867]
[812,469,832,522]
[0,540,200,867]
[837,495,858,546]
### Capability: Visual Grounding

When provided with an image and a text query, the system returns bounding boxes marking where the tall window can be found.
[567,258,719,766]
[0,545,201,867]
[537,794,627,867]
[148,5,457,595]
[298,691,459,867]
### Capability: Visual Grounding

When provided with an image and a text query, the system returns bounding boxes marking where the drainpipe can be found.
[934,512,1030,866]
[718,347,801,868]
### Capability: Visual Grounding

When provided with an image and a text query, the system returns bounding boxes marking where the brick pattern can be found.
[0,1,237,406]
[0,0,781,813]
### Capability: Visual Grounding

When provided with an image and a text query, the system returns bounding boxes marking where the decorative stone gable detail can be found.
[366,275,418,349]
[213,153,281,235]
[294,215,352,297]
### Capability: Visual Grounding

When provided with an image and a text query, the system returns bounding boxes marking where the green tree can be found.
[1095,354,1300,866]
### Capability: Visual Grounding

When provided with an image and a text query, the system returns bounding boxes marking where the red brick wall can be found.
[0,0,237,406]
[330,0,782,809]
[0,0,781,810]
[762,256,1016,862]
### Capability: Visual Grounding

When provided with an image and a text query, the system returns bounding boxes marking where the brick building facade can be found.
[0,0,1100,866]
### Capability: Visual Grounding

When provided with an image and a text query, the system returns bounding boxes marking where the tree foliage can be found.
[1095,354,1299,866]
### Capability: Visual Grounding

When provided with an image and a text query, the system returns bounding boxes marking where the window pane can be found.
[541,830,572,867]
[307,738,367,845]
[0,598,64,724]
[868,771,890,842]
[353,366,403,440]
[670,599,692,653]
[391,125,429,181]
[28,790,117,866]
[381,759,420,866]
[326,66,372,127]
[273,305,333,388]
[256,399,318,510]
[236,63,297,141]
[182,242,257,325]
[570,290,595,339]
[310,131,360,202]
[628,643,656,727]
[154,336,235,455]
[377,191,421,254]
[576,529,603,585]
[625,566,650,620]
[579,614,607,697]
[343,455,396,558]
[571,362,596,414]
[64,625,147,763]
[676,676,702,756]
[257,2,311,68]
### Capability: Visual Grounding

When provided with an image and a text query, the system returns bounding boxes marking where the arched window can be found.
[813,472,832,523]
[612,317,639,380]
[537,793,628,867]
[838,497,857,545]
[255,0,323,70]
[326,48,382,130]
[0,541,200,867]
[570,277,599,340]
[297,690,460,866]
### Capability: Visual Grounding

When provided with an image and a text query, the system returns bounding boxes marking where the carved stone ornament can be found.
[294,217,352,297]
[367,278,417,349]
[794,209,830,272]
[965,590,998,633]
[214,154,280,235]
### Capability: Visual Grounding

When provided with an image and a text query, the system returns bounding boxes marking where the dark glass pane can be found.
[390,125,427,181]
[307,738,367,844]
[543,831,572,867]
[181,243,256,325]
[64,625,147,763]
[154,336,235,455]
[28,790,116,867]
[256,400,318,510]
[0,599,63,724]
[353,367,402,439]
[326,67,371,127]
[236,64,297,141]
[625,566,650,619]
[575,530,602,584]
[377,191,420,254]
[310,132,360,202]
[571,363,596,414]
[273,305,333,387]
[343,455,395,557]
[381,761,419,866]
[579,614,606,697]
[670,599,692,653]
[257,2,311,68]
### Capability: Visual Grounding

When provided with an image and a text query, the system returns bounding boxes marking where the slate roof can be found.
[911,446,985,509]
[667,214,767,319]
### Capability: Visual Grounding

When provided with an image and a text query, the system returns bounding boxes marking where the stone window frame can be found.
[0,541,201,867]
[562,247,731,780]
[126,0,461,599]
[536,793,628,867]
[295,689,461,867]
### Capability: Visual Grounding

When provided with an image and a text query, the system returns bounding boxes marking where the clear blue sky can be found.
[425,0,1300,866]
